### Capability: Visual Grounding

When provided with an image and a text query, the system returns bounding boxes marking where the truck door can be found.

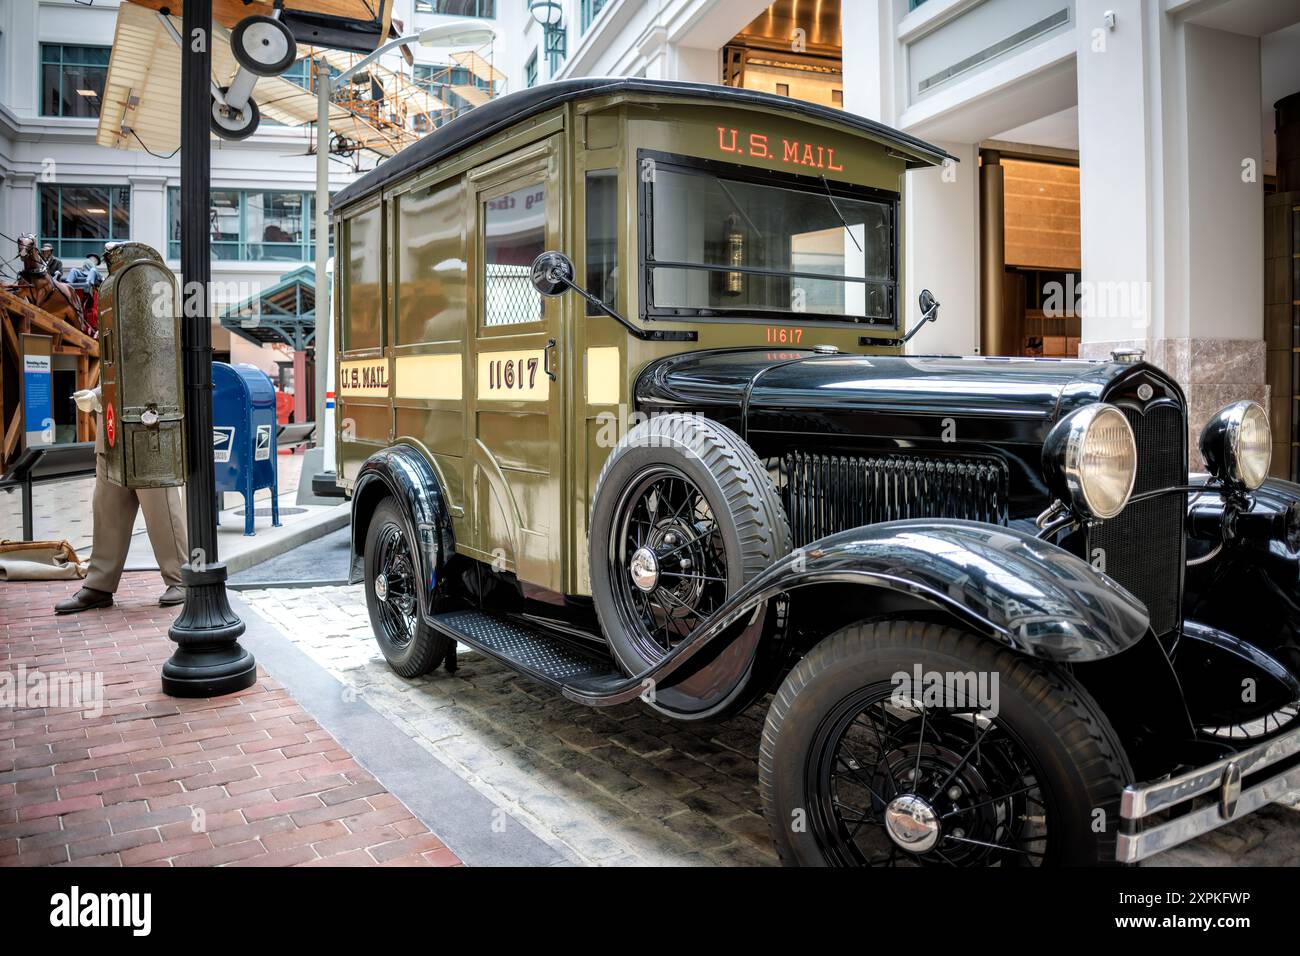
[467,138,565,594]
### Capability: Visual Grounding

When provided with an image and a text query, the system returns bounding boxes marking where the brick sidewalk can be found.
[0,572,460,867]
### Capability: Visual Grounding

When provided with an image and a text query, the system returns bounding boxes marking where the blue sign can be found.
[23,342,53,448]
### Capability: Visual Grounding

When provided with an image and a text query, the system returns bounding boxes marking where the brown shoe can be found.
[158,586,185,607]
[54,587,113,615]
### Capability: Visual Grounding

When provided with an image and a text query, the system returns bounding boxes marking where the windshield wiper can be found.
[820,174,862,253]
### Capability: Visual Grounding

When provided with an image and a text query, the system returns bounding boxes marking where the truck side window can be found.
[345,206,383,350]
[585,170,617,312]
[483,182,545,327]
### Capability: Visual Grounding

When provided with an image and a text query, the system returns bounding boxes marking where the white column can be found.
[4,171,37,244]
[903,143,980,355]
[129,175,169,254]
[1182,23,1263,343]
[671,44,719,84]
[1076,0,1266,463]
[2,0,40,119]
[841,0,890,124]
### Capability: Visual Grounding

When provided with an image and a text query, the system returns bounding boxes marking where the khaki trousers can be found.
[84,453,187,593]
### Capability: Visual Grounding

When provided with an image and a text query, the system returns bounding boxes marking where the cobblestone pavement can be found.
[240,584,1300,867]
[1,574,461,867]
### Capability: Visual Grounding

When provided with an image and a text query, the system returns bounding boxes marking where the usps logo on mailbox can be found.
[213,426,235,463]
[255,424,272,461]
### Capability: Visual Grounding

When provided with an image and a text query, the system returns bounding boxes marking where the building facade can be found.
[0,0,514,378]
[497,0,1300,474]
[6,0,1300,471]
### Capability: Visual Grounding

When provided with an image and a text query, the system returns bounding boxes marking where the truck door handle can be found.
[543,338,557,381]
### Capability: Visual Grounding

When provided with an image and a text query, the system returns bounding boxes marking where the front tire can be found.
[760,619,1133,866]
[588,413,790,673]
[363,499,452,678]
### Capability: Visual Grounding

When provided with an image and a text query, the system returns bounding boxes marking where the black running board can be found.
[427,599,762,708]
[428,610,630,697]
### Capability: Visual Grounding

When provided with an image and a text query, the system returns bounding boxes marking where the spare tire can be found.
[589,413,791,674]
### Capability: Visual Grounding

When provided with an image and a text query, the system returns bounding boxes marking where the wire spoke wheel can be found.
[610,465,730,662]
[807,686,1051,867]
[373,523,418,648]
[589,413,790,685]
[362,499,453,679]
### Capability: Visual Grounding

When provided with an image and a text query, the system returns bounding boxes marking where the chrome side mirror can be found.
[901,289,940,344]
[530,251,575,297]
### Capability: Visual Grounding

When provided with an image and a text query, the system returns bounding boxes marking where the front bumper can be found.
[1117,723,1300,863]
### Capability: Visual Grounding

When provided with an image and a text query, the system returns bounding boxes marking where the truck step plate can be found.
[430,610,623,693]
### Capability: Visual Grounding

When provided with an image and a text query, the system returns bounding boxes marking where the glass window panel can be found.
[483,182,545,327]
[647,163,893,320]
[398,179,466,344]
[651,267,893,321]
[247,192,305,260]
[110,187,130,238]
[208,190,242,259]
[585,170,617,311]
[346,206,384,350]
[62,63,105,117]
[426,0,494,16]
[40,45,108,117]
[64,46,111,66]
[41,64,64,116]
[39,184,130,259]
[59,186,111,240]
[40,186,60,240]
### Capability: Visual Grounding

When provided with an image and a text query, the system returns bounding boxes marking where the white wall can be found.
[1075,0,1160,344]
[904,142,980,355]
[1183,22,1263,342]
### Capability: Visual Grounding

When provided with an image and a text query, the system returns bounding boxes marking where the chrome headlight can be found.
[1043,404,1138,520]
[1200,400,1271,491]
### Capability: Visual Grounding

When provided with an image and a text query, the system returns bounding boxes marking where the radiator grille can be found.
[1088,403,1186,635]
[781,452,1009,548]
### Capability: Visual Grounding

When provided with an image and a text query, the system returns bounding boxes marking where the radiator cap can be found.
[1110,347,1145,365]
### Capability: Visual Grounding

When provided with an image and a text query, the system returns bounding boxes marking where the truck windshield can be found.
[642,156,896,324]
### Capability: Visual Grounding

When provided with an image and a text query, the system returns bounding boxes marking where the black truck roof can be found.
[330,77,954,212]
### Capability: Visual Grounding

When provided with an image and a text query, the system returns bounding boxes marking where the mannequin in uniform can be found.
[55,387,188,613]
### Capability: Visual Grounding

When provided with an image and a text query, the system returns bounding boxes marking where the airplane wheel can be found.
[231,15,296,77]
[211,87,260,141]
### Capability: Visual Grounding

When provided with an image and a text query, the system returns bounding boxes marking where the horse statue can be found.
[6,234,87,333]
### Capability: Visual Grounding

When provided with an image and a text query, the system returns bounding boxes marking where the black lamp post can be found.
[162,0,256,697]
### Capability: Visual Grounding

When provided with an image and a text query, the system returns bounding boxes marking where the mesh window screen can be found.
[484,182,545,327]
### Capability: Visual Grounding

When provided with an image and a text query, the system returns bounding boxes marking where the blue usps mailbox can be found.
[212,362,280,536]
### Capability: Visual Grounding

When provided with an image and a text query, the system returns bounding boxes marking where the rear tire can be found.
[760,618,1133,866]
[363,498,453,678]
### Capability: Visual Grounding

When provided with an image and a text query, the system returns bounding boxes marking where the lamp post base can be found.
[163,562,256,698]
